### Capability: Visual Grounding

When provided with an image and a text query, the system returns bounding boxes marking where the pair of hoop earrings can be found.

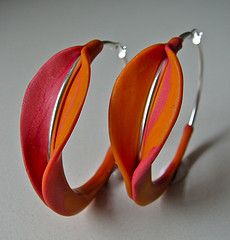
[20,29,204,216]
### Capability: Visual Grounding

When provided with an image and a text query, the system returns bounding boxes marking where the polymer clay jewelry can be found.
[20,39,127,216]
[109,29,203,205]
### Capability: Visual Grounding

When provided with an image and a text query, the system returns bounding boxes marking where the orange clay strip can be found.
[133,124,193,205]
[109,43,167,197]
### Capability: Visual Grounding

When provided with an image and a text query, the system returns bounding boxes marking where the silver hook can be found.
[102,40,128,65]
[179,29,204,127]
[170,29,204,183]
[179,28,203,44]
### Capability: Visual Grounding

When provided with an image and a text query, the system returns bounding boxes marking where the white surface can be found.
[1,0,230,239]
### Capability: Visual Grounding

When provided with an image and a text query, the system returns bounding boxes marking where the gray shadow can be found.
[88,169,123,218]
[162,127,230,206]
[88,127,230,217]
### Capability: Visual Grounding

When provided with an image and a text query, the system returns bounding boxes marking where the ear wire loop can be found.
[48,41,128,159]
[168,29,204,182]
[170,29,204,183]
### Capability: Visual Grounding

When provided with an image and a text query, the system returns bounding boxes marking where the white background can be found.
[1,0,230,239]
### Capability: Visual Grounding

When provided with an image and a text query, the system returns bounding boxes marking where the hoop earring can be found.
[109,29,204,205]
[20,39,127,216]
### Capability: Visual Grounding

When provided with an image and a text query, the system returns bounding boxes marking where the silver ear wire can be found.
[102,40,128,65]
[179,28,203,44]
[179,29,204,127]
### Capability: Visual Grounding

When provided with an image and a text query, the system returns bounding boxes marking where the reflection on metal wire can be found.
[179,29,204,127]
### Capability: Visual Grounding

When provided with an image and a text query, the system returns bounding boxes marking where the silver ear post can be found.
[102,40,128,65]
[179,29,204,127]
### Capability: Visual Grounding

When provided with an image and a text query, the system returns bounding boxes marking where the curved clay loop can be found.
[21,44,82,200]
[21,40,115,216]
[109,37,189,204]
[133,124,193,205]
[109,44,166,196]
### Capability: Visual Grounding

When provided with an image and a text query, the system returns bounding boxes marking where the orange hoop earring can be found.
[109,29,204,205]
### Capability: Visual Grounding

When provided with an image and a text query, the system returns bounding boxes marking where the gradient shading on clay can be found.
[21,40,115,216]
